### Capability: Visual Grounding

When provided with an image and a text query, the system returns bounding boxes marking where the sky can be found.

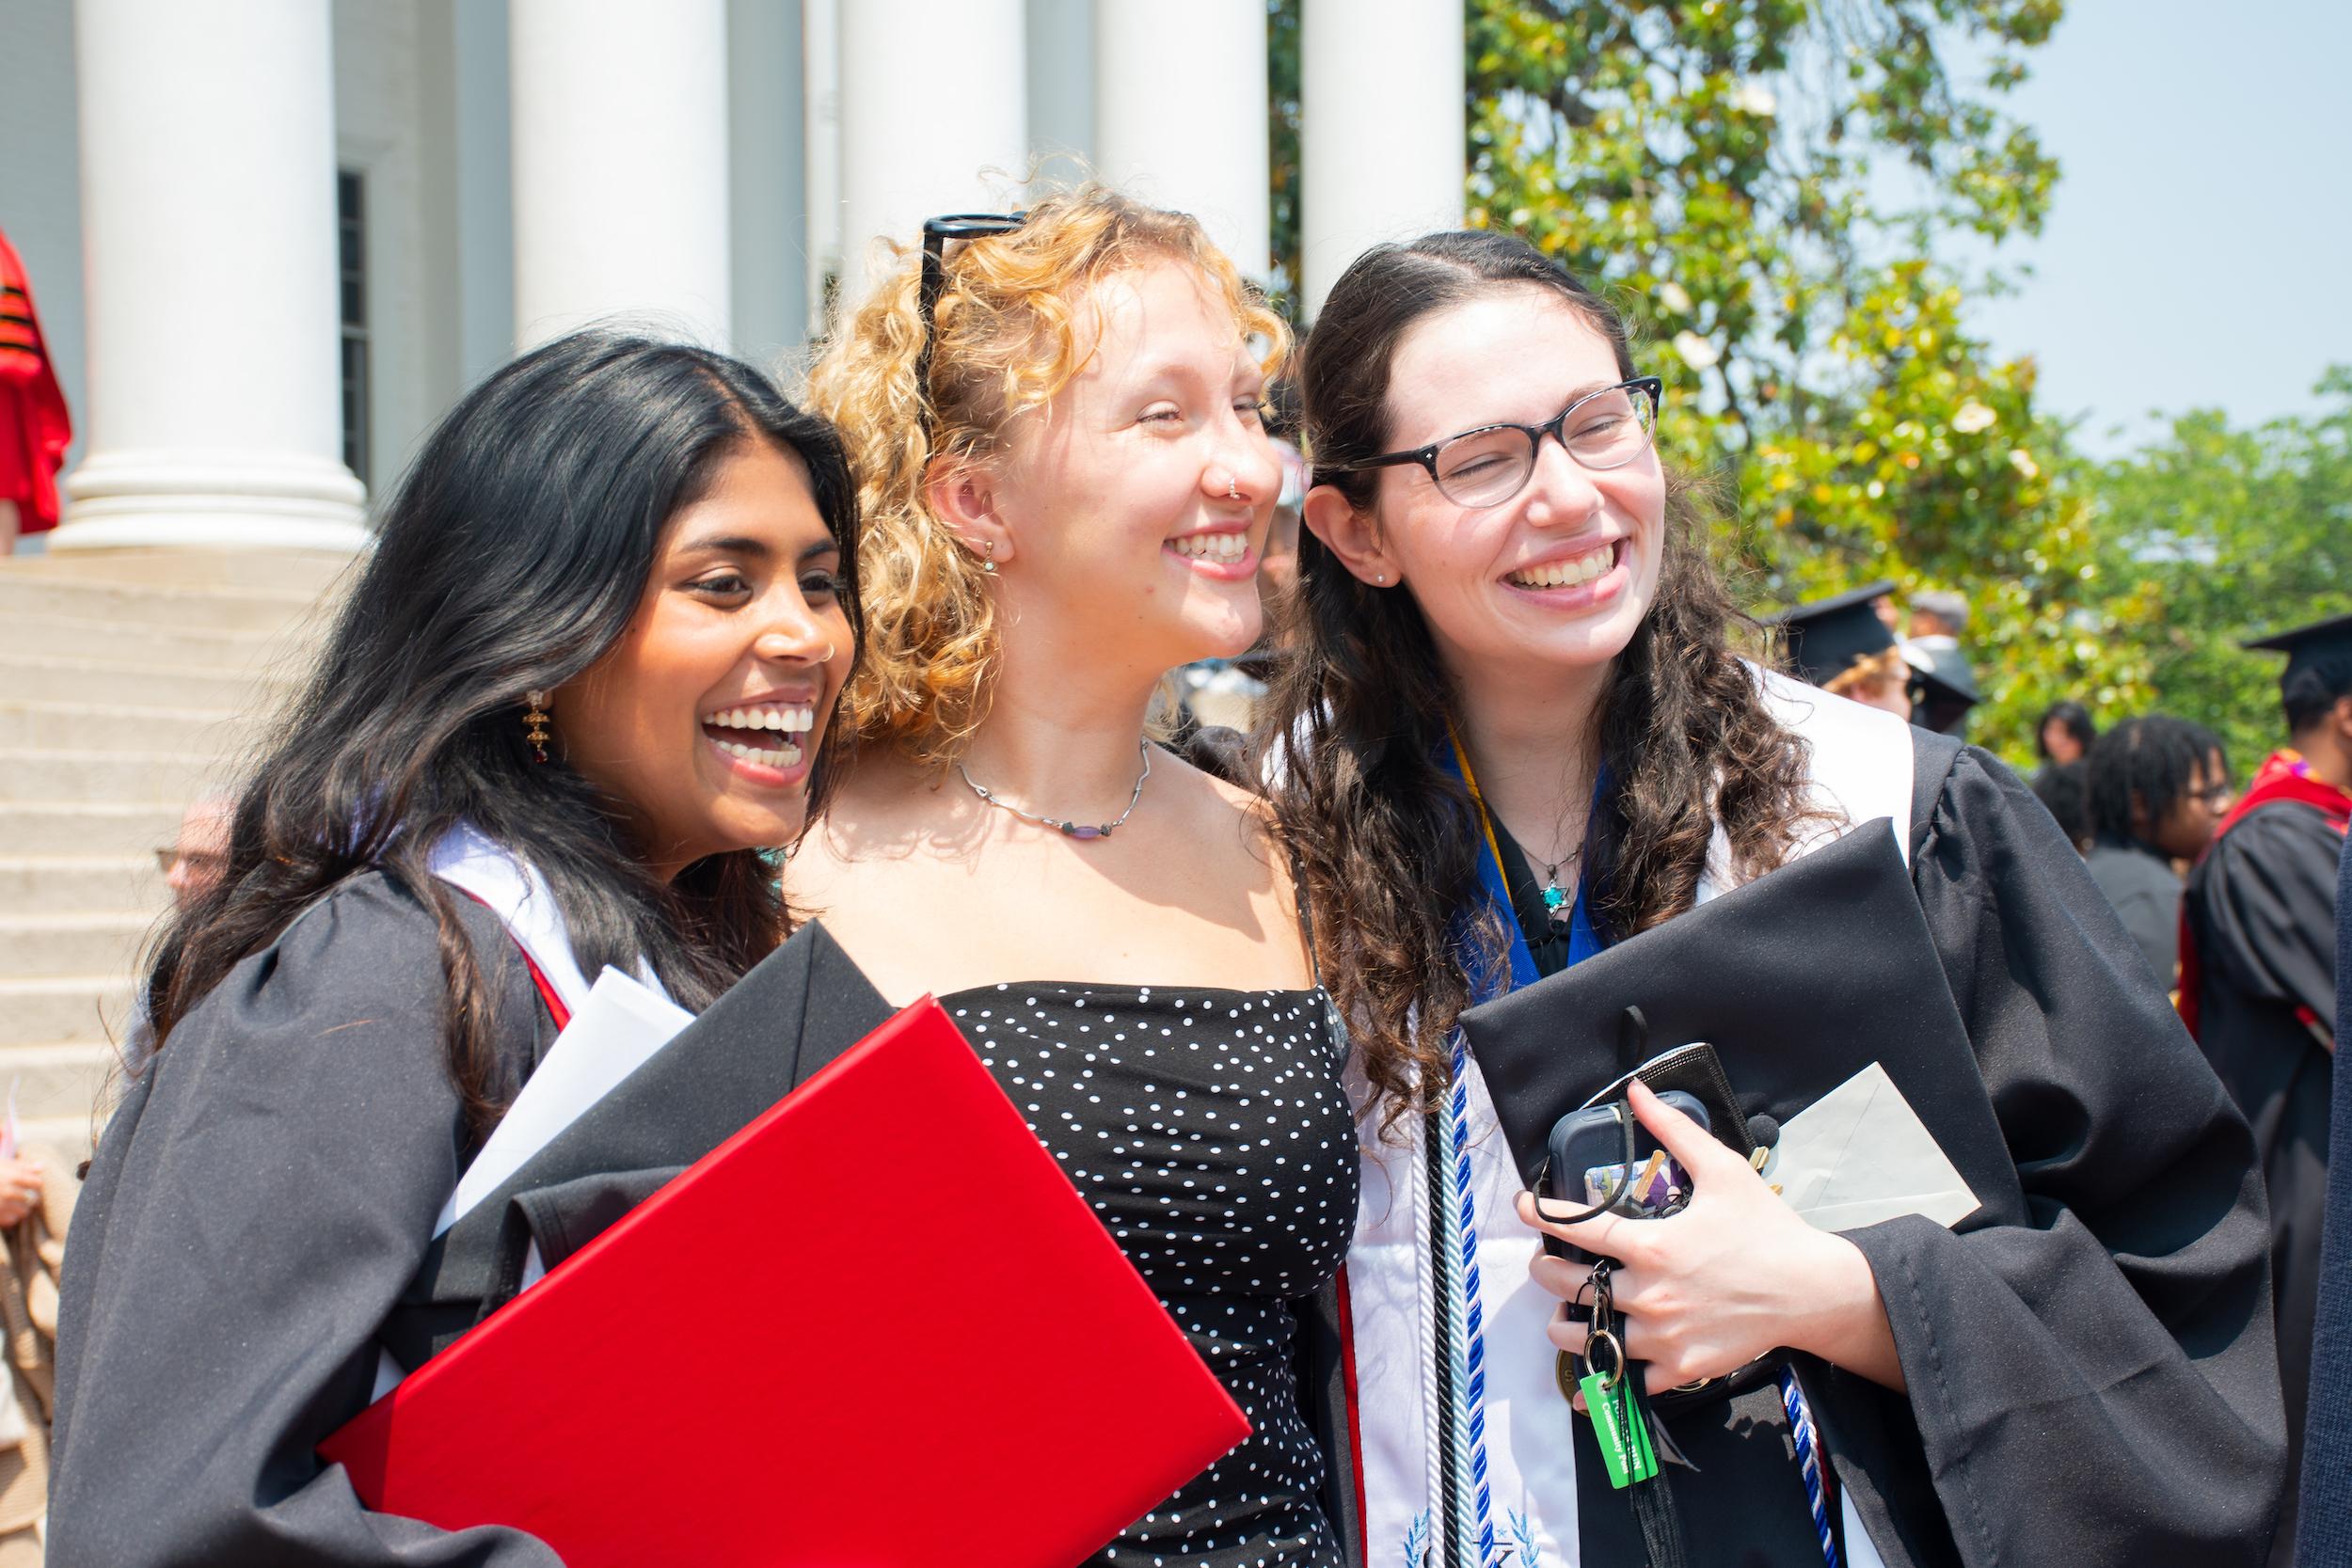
[1947,0,2352,457]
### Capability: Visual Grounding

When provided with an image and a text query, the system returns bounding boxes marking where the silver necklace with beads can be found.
[957,740,1152,841]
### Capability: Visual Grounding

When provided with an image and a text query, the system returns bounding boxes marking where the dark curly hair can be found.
[1263,231,1823,1132]
[2087,715,2226,847]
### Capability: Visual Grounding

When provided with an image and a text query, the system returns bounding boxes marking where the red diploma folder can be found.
[321,999,1249,1565]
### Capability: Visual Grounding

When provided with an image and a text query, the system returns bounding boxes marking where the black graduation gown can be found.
[48,873,564,1566]
[2184,799,2343,1567]
[1297,735,2285,1568]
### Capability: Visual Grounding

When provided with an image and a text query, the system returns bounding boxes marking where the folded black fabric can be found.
[382,920,896,1369]
[1457,820,2010,1210]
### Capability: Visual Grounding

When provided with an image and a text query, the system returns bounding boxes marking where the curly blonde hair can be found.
[1822,646,1912,703]
[804,183,1290,769]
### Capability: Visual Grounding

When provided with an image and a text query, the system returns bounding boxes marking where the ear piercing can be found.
[523,690,551,763]
[980,539,998,576]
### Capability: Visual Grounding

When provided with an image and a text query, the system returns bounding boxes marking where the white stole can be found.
[1344,669,1915,1566]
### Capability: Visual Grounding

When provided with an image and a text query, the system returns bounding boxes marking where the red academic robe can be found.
[0,226,73,535]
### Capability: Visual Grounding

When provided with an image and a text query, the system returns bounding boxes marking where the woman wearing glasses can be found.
[1265,231,2282,1566]
[796,187,1351,1565]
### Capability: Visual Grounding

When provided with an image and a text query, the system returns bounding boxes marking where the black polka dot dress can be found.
[942,982,1357,1567]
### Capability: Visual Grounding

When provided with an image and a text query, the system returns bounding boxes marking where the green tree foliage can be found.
[2083,371,2352,772]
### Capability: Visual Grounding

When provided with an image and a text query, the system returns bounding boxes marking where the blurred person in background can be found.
[1903,588,1979,736]
[2183,611,2352,1568]
[158,794,234,912]
[0,223,72,556]
[2032,700,2100,849]
[2083,716,2231,984]
[2038,700,2097,769]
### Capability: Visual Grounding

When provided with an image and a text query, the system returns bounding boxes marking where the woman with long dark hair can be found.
[1265,231,2282,1566]
[47,328,862,1564]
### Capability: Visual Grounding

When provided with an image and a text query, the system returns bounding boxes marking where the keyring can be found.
[1581,1328,1626,1391]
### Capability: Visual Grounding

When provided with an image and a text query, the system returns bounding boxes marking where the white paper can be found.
[1764,1061,1979,1233]
[431,965,693,1237]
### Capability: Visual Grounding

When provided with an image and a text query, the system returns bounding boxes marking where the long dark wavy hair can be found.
[140,329,865,1135]
[1265,232,1820,1130]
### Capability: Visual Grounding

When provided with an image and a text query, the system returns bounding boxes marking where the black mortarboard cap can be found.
[1763,580,1899,689]
[2245,610,2352,686]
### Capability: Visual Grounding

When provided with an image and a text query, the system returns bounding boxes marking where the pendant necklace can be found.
[957,739,1152,841]
[1538,844,1582,928]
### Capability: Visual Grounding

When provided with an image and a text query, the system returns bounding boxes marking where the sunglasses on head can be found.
[914,212,1028,427]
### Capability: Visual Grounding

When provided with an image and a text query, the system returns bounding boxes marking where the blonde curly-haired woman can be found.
[792,187,1353,1566]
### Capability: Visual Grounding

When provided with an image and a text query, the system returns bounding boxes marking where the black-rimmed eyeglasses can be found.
[1333,376,1663,508]
[914,212,1027,418]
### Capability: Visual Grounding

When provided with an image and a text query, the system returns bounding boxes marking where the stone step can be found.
[0,573,332,637]
[0,913,155,980]
[0,977,137,1049]
[0,1040,129,1125]
[0,749,233,804]
[0,699,253,754]
[0,610,290,669]
[6,546,357,594]
[0,855,165,916]
[0,652,296,715]
[0,802,186,857]
[17,1115,101,1165]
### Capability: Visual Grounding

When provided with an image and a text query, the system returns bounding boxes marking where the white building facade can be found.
[0,0,1466,554]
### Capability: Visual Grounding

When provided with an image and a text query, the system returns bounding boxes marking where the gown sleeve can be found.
[2195,803,2343,1038]
[46,873,562,1567]
[1841,746,2286,1567]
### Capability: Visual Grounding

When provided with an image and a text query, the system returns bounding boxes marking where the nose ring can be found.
[814,643,835,665]
[1226,476,1240,501]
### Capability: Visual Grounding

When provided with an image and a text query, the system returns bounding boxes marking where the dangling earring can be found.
[523,689,551,764]
[981,539,997,576]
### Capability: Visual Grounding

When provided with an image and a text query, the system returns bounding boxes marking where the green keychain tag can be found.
[1577,1370,1660,1488]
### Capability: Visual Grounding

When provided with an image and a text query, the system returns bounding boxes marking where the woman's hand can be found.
[1515,1080,1906,1394]
[0,1156,45,1228]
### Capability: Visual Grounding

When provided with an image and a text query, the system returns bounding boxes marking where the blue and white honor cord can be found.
[1446,1036,1507,1565]
[1780,1369,1842,1568]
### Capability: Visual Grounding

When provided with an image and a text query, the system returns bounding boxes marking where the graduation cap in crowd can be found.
[2245,610,2352,691]
[1766,580,1899,688]
[1765,581,1980,731]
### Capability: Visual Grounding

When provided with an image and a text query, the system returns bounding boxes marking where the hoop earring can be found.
[523,689,552,764]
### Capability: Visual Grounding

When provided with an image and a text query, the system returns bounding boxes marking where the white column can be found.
[1300,0,1464,320]
[802,0,841,336]
[509,0,731,348]
[57,0,366,552]
[1093,0,1268,282]
[836,0,1028,299]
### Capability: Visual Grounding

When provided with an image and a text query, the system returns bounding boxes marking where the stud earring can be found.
[523,689,552,763]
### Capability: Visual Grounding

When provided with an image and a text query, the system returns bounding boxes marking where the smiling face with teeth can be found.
[552,439,851,880]
[1309,285,1667,700]
[950,261,1285,682]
